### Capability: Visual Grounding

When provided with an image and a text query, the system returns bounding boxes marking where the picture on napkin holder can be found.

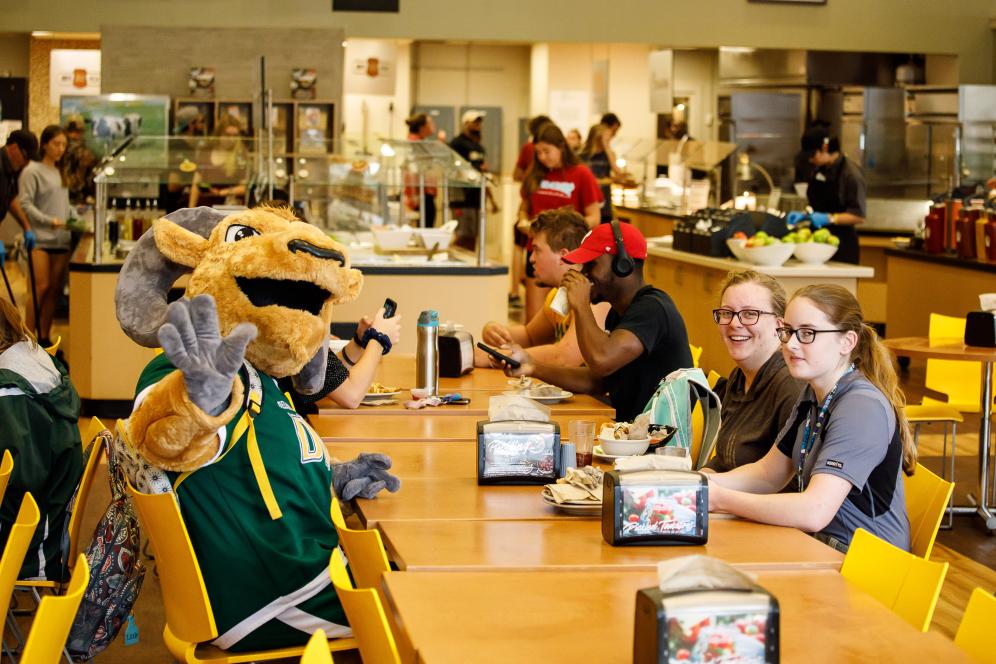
[634,584,779,664]
[477,420,560,485]
[602,470,708,546]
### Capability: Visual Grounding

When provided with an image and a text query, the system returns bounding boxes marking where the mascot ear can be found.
[331,268,363,305]
[154,218,210,268]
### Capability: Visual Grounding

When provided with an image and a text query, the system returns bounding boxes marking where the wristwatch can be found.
[362,327,392,355]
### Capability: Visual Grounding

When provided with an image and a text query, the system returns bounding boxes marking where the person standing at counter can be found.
[701,270,804,475]
[498,222,692,422]
[796,125,866,264]
[580,122,627,224]
[18,125,72,345]
[705,285,913,552]
[0,130,39,253]
[477,207,610,368]
[404,112,438,226]
[449,110,498,250]
[518,123,602,319]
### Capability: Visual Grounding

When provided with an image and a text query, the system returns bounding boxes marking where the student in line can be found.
[701,271,804,475]
[705,284,914,552]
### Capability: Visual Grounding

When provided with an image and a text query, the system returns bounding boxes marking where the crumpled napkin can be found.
[542,466,604,504]
[614,454,692,473]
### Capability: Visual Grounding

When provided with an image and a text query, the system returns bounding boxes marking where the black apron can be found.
[807,158,860,265]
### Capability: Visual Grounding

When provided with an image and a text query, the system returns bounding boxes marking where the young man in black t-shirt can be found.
[498,222,693,421]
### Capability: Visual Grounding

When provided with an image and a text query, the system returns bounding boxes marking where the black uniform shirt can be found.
[807,155,866,264]
[449,133,486,209]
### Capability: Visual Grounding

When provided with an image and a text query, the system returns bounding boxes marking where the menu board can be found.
[666,609,769,664]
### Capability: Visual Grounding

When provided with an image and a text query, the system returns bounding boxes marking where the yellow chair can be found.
[329,549,401,664]
[904,463,954,559]
[0,450,14,507]
[19,554,88,664]
[128,482,358,663]
[329,499,391,590]
[0,494,40,622]
[301,630,335,664]
[954,587,996,661]
[923,313,979,412]
[840,528,948,632]
[690,398,705,469]
[689,343,702,369]
[707,370,722,390]
[44,335,61,357]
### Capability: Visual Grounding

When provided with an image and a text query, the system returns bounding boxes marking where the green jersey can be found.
[134,354,348,651]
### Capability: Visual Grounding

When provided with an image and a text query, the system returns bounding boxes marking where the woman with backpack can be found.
[704,284,914,552]
[701,271,804,476]
[0,297,82,580]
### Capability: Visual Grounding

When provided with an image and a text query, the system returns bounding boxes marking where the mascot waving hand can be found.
[114,205,399,651]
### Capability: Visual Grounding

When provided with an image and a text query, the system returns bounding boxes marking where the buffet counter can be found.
[646,246,874,376]
[885,248,996,339]
[68,246,507,415]
[615,205,681,239]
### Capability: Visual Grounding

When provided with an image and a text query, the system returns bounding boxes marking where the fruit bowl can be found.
[793,241,838,264]
[726,238,749,261]
[739,242,795,267]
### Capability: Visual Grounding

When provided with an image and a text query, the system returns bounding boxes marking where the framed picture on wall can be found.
[296,103,333,154]
[270,103,292,154]
[219,101,253,135]
[173,99,213,136]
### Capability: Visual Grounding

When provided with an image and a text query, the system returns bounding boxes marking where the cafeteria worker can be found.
[796,125,866,265]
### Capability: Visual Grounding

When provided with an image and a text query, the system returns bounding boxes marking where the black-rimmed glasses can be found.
[712,309,777,326]
[775,326,847,344]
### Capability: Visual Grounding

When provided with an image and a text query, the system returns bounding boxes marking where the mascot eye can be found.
[225,225,260,243]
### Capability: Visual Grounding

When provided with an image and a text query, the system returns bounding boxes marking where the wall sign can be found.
[648,49,673,114]
[50,49,100,107]
[344,41,397,95]
[333,0,399,11]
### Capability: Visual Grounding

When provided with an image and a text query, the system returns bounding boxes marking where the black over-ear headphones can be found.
[610,220,635,278]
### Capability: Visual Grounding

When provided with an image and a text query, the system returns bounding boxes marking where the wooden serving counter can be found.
[646,246,874,376]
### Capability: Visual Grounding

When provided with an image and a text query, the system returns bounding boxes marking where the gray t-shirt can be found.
[18,161,71,249]
[775,371,910,551]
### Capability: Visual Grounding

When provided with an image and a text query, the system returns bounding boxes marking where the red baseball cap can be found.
[562,222,648,265]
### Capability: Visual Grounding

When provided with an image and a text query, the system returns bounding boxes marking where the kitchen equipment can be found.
[416,310,439,396]
[439,323,474,378]
[601,469,708,546]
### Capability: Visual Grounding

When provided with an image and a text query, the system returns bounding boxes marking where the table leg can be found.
[976,362,996,530]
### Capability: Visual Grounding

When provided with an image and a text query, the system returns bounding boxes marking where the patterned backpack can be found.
[66,428,146,660]
[641,368,723,470]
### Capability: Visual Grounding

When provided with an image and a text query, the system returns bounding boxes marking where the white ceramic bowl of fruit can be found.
[783,228,840,264]
[739,232,795,267]
[726,237,750,261]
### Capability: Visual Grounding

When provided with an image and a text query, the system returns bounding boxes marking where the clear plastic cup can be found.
[570,420,596,467]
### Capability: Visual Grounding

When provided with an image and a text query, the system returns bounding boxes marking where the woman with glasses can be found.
[706,284,915,552]
[702,271,804,475]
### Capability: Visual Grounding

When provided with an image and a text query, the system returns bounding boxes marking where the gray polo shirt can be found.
[775,371,910,551]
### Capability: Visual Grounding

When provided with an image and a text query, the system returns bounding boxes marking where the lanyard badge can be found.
[797,365,854,491]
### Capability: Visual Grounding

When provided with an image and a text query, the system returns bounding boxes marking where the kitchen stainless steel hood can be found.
[720,48,924,87]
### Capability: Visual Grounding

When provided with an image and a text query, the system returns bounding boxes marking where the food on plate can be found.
[601,412,651,441]
[367,382,398,394]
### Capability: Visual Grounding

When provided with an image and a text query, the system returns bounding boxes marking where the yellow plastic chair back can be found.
[925,314,980,412]
[330,505,391,590]
[840,528,948,632]
[690,398,705,469]
[19,554,89,664]
[127,481,218,644]
[67,424,108,568]
[689,343,702,369]
[0,493,39,619]
[904,463,954,559]
[0,450,14,507]
[301,630,335,664]
[330,549,401,664]
[954,587,996,661]
[83,416,107,450]
[44,335,61,356]
[707,370,721,389]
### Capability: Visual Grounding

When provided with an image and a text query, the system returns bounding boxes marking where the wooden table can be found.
[376,519,843,572]
[327,441,477,479]
[368,355,515,392]
[883,336,996,530]
[354,478,595,527]
[317,391,614,418]
[313,413,610,442]
[381,570,972,664]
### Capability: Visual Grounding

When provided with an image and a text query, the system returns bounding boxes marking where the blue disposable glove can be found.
[22,230,36,251]
[0,240,5,267]
[810,212,832,229]
[786,211,808,227]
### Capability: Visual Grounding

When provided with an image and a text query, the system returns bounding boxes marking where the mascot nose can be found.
[288,239,345,265]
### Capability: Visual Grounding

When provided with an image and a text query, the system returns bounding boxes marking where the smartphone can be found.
[383,298,397,318]
[477,342,521,369]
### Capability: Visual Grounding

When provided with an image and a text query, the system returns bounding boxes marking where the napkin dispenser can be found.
[602,470,708,546]
[965,311,996,347]
[477,420,561,485]
[439,326,474,377]
[634,582,780,664]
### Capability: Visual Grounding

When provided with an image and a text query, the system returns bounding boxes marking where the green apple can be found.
[797,228,812,241]
[827,235,840,247]
[813,228,831,243]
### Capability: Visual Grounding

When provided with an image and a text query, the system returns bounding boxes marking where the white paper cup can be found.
[550,287,569,317]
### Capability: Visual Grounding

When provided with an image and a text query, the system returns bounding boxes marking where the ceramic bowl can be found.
[599,436,651,456]
[793,242,838,265]
[740,242,795,267]
[415,228,454,250]
[372,227,413,250]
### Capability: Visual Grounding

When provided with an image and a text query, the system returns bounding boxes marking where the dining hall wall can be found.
[6,0,994,83]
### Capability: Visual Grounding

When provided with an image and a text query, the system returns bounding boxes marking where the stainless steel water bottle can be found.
[416,310,439,395]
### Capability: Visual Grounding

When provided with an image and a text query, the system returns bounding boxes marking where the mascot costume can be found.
[114,205,399,652]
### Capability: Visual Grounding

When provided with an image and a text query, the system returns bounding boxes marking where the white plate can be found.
[363,391,401,402]
[501,390,574,404]
[541,493,602,516]
[593,445,647,461]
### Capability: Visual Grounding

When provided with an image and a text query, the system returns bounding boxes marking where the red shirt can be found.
[515,142,535,172]
[521,164,602,216]
[404,132,437,210]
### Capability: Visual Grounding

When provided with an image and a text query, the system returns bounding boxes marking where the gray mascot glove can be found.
[332,453,401,501]
[157,294,258,416]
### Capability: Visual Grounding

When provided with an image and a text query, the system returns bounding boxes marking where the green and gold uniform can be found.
[134,355,349,652]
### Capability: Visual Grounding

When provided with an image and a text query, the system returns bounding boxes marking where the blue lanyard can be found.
[798,365,854,491]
